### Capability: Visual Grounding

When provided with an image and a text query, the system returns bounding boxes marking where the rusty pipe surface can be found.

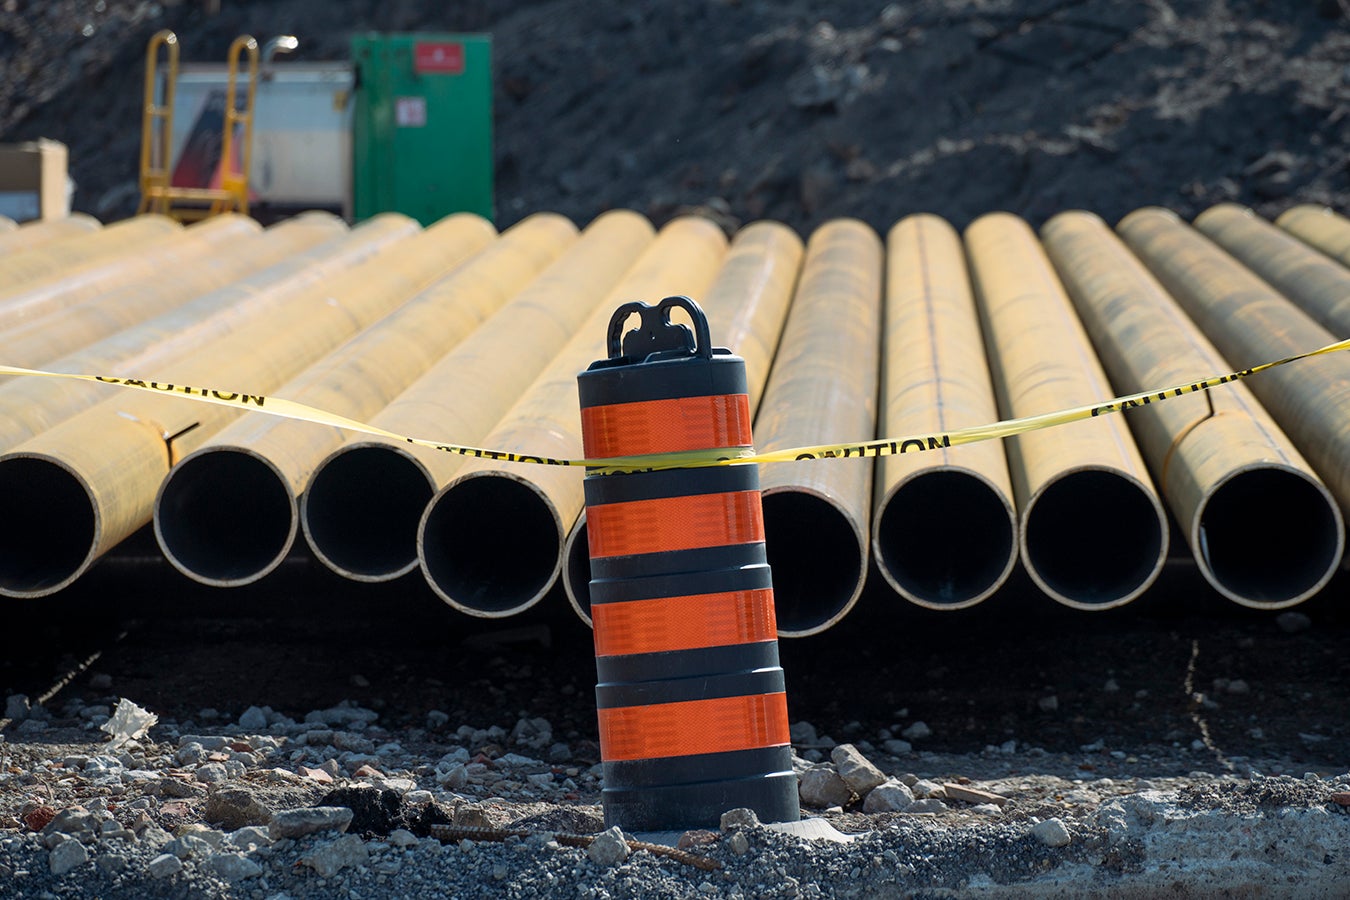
[0,214,410,453]
[745,218,883,636]
[0,213,495,598]
[302,210,655,583]
[418,216,728,617]
[872,214,1017,610]
[561,220,805,625]
[966,212,1167,610]
[0,215,181,318]
[154,214,576,587]
[1045,210,1342,608]
[0,214,99,256]
[1197,203,1350,338]
[1275,204,1350,267]
[0,215,256,337]
[1119,207,1350,518]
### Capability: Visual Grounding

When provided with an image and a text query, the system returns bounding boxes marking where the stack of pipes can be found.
[0,203,1346,627]
[0,213,494,597]
[154,213,578,586]
[0,213,99,256]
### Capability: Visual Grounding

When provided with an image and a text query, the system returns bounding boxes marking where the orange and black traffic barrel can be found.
[577,295,799,831]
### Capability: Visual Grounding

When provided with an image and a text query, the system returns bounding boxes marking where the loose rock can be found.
[201,852,263,882]
[147,852,183,879]
[269,806,354,840]
[48,839,88,876]
[587,826,630,866]
[831,744,887,796]
[799,766,852,808]
[4,694,30,721]
[303,833,369,878]
[863,780,915,813]
[204,788,274,830]
[900,722,932,741]
[1032,817,1073,847]
[720,807,761,830]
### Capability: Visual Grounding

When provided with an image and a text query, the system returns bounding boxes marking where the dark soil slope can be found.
[3,0,1349,232]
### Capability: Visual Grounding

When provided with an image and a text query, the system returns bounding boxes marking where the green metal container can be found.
[351,33,493,224]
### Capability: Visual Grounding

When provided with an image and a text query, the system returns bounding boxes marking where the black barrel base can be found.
[602,762,800,832]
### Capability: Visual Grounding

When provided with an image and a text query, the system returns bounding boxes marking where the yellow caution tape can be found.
[1,336,1347,473]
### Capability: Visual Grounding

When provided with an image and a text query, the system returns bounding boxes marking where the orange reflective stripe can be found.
[581,394,752,459]
[598,693,790,761]
[592,589,777,657]
[587,491,764,558]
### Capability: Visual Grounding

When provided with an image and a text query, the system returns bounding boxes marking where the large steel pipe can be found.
[1,215,354,372]
[302,210,656,583]
[1196,203,1350,337]
[0,215,181,319]
[966,212,1167,610]
[155,214,576,587]
[0,214,99,255]
[739,219,883,636]
[418,217,728,617]
[0,214,495,598]
[1275,204,1350,268]
[1045,210,1342,608]
[0,214,411,452]
[872,214,1017,610]
[562,220,804,624]
[0,213,256,335]
[1119,207,1350,519]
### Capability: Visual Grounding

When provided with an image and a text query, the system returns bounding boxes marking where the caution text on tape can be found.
[0,336,1346,473]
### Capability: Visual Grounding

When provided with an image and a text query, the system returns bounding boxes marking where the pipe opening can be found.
[762,490,864,635]
[563,517,594,625]
[875,470,1015,608]
[0,456,95,596]
[155,450,295,585]
[420,475,560,614]
[303,447,434,580]
[1023,469,1164,608]
[1197,468,1343,607]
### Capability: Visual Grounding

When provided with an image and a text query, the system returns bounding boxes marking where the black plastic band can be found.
[596,640,781,685]
[595,667,785,709]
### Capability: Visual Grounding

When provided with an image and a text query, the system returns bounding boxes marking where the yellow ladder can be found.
[136,29,178,214]
[138,33,260,221]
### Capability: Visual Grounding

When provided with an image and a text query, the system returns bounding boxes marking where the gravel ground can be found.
[2,695,1348,899]
[1,557,1348,898]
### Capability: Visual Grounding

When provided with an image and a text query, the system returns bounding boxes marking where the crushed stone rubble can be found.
[1,694,1348,897]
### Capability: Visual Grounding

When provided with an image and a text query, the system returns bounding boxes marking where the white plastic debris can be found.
[100,698,158,748]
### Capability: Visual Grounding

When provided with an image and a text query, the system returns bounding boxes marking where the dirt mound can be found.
[2,0,1349,231]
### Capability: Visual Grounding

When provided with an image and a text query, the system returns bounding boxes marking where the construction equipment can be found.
[138,31,492,224]
[139,32,259,221]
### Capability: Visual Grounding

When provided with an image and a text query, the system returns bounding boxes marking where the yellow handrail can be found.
[217,34,259,216]
[137,30,179,215]
[139,33,260,221]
